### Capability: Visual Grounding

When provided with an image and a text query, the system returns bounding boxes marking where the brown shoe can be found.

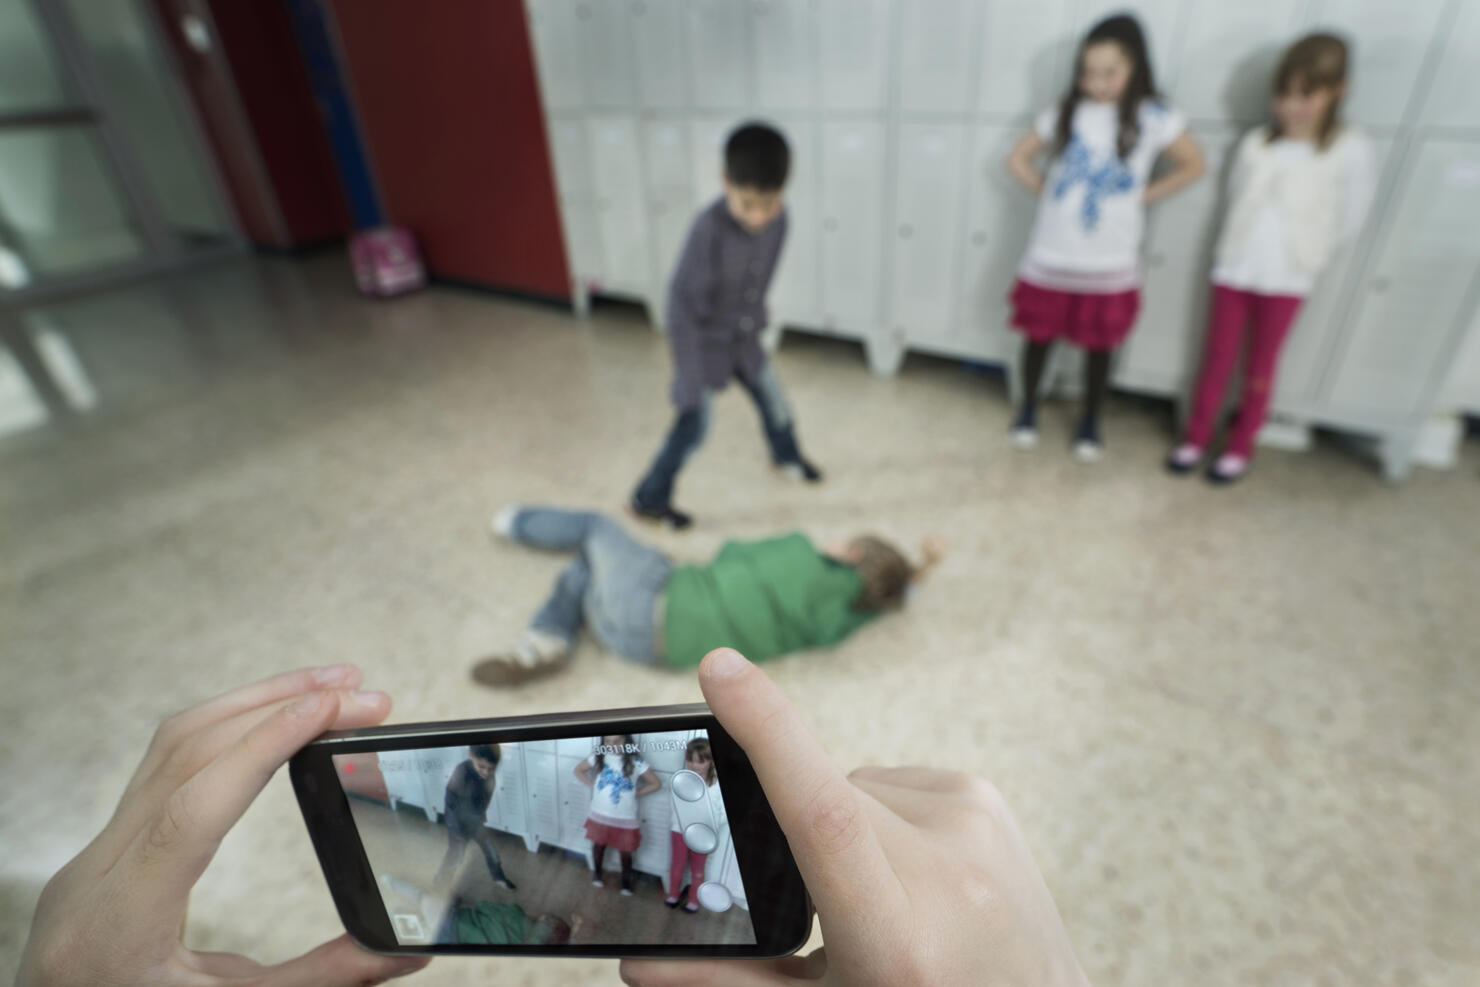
[471,652,570,687]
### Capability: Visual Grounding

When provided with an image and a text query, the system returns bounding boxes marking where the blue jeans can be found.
[512,508,669,664]
[633,361,802,510]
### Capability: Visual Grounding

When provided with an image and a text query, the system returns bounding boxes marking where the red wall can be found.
[327,0,571,299]
[201,0,352,246]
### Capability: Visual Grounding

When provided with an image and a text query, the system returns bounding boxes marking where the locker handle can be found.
[899,223,914,239]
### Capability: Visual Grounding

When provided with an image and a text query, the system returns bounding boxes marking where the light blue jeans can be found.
[511,507,670,664]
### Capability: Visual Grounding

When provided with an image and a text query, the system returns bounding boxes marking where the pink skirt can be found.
[1008,278,1141,351]
[585,819,641,852]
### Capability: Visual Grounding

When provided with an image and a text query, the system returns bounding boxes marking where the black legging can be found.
[592,843,635,888]
[1019,341,1112,427]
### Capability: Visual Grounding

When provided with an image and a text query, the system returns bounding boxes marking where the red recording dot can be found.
[344,763,356,774]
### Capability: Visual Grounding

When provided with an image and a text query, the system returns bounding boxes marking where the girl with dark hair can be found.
[1005,13,1205,462]
[574,734,662,895]
[665,738,723,913]
[1168,33,1373,484]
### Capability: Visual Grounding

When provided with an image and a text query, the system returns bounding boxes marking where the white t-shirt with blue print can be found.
[585,753,652,828]
[1020,100,1186,292]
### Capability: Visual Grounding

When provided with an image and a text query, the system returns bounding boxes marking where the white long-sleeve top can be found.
[1212,126,1375,297]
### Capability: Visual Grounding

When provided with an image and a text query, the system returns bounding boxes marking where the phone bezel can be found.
[288,703,813,958]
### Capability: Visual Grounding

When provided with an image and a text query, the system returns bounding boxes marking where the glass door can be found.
[0,0,236,295]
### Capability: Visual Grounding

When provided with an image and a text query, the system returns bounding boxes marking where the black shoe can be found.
[494,876,517,891]
[665,885,689,909]
[629,498,693,530]
[779,458,824,483]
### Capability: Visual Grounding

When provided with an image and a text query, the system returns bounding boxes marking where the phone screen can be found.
[328,728,757,949]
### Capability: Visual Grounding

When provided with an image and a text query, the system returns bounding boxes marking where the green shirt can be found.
[663,533,874,667]
[452,901,527,945]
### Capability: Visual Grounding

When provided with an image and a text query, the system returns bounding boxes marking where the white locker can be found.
[643,120,694,318]
[525,0,584,111]
[490,746,529,836]
[975,0,1074,119]
[1071,0,1184,94]
[587,114,653,296]
[959,124,1039,365]
[522,748,560,846]
[573,0,636,109]
[817,0,891,113]
[819,121,887,337]
[898,0,976,114]
[1115,126,1239,396]
[557,755,594,848]
[767,116,823,328]
[889,123,968,349]
[1271,136,1395,410]
[379,750,433,817]
[752,0,819,111]
[548,118,603,290]
[632,769,675,875]
[1421,0,1480,128]
[686,0,751,109]
[632,0,688,109]
[1322,141,1480,422]
[1310,0,1447,128]
[687,117,731,213]
[1170,0,1307,122]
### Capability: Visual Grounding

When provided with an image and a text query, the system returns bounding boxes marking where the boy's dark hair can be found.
[1056,13,1159,161]
[1269,33,1349,150]
[849,536,914,613]
[470,743,501,768]
[725,122,790,190]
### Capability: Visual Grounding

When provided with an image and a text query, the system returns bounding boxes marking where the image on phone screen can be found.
[329,728,756,948]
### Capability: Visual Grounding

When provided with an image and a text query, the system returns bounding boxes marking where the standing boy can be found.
[433,744,517,891]
[630,122,822,530]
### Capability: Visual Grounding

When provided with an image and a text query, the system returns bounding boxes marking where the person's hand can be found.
[17,665,431,987]
[621,649,1090,987]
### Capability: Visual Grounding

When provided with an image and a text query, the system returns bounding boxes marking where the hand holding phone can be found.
[620,649,1092,987]
[15,665,429,987]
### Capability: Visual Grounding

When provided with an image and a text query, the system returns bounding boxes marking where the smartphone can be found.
[289,702,812,958]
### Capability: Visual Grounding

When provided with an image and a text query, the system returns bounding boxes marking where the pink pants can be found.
[1185,284,1304,458]
[668,830,706,905]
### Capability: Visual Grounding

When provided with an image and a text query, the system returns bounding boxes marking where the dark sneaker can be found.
[629,498,693,530]
[778,458,824,483]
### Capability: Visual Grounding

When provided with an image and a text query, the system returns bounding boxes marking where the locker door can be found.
[522,748,559,846]
[897,0,975,114]
[633,769,674,875]
[378,751,429,814]
[549,119,603,290]
[587,114,653,296]
[816,0,890,113]
[525,0,585,110]
[819,121,886,336]
[959,124,1039,365]
[574,0,636,108]
[1169,0,1306,122]
[1421,1,1480,128]
[1272,137,1395,410]
[1310,0,1446,127]
[1322,141,1480,421]
[686,0,750,109]
[753,0,818,111]
[558,755,594,849]
[644,120,694,315]
[1115,126,1239,397]
[687,116,732,213]
[766,116,822,327]
[491,745,529,837]
[889,123,967,350]
[975,0,1073,118]
[633,0,688,109]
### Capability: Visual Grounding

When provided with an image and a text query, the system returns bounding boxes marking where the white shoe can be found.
[592,878,604,888]
[620,888,634,897]
[1011,427,1039,451]
[1072,439,1104,464]
[490,506,520,540]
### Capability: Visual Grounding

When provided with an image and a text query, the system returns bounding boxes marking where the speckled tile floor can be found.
[2,256,1477,986]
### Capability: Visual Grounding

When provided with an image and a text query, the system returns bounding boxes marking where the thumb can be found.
[258,934,429,987]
